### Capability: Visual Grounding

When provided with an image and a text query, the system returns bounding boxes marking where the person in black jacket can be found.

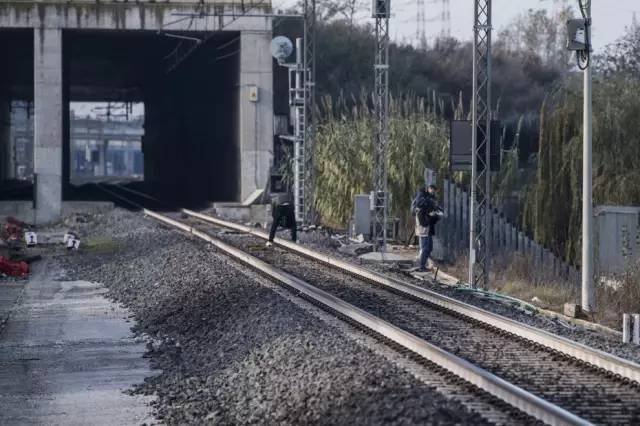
[266,192,297,247]
[411,184,442,271]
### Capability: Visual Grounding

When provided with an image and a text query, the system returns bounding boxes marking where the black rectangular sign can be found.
[450,120,501,172]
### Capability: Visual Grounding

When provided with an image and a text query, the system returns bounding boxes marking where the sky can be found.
[272,0,640,53]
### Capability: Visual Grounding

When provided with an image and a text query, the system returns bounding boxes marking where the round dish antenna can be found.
[270,36,294,63]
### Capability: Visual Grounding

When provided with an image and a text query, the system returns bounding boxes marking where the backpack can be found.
[416,194,440,228]
[417,206,432,228]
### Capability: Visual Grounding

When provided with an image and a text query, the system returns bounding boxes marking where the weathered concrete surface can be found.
[0,1,271,32]
[0,261,156,425]
[239,30,273,202]
[33,27,63,224]
[0,101,13,180]
[359,250,415,264]
[0,282,24,334]
[0,200,114,224]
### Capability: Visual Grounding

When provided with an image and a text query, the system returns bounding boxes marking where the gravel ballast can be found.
[280,229,640,365]
[206,228,640,425]
[55,209,492,425]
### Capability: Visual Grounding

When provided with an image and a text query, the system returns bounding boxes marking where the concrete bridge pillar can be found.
[34,28,63,223]
[239,30,274,202]
[98,139,109,176]
[124,144,135,176]
[0,101,12,180]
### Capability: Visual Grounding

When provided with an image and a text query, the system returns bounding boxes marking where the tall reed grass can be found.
[312,93,450,239]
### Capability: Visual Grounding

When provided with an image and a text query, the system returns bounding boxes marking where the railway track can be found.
[96,184,640,426]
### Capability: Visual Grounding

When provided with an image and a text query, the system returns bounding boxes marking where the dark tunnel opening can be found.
[65,29,241,207]
[144,32,241,205]
[0,29,35,203]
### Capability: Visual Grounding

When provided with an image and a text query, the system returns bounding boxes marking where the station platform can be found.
[0,260,155,425]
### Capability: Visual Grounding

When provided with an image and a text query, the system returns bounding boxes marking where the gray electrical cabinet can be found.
[567,19,589,51]
[353,194,372,237]
[595,205,640,277]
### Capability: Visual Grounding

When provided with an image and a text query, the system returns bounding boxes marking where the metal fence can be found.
[440,179,581,286]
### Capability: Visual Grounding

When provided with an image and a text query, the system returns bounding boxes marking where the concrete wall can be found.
[239,30,273,202]
[0,2,271,32]
[0,101,12,180]
[0,200,114,224]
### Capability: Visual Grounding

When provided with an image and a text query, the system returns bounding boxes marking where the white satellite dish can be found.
[270,36,294,63]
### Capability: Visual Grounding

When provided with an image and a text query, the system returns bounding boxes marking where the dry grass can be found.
[84,236,121,254]
[592,264,640,329]
[441,251,640,330]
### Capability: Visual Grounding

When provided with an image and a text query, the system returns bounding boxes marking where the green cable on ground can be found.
[453,286,539,314]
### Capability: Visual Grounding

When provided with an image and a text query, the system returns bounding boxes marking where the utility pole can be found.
[441,0,451,38]
[426,0,451,40]
[303,0,317,224]
[417,0,426,48]
[580,0,594,312]
[372,0,391,252]
[469,0,492,289]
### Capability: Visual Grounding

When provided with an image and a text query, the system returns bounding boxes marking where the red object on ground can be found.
[7,217,26,227]
[0,256,29,278]
[4,216,26,241]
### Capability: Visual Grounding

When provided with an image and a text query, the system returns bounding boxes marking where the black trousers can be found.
[269,204,297,242]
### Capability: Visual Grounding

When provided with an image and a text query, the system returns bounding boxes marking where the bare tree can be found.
[499,2,574,69]
[295,0,365,27]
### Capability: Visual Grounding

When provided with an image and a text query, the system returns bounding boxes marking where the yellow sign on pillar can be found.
[248,85,259,102]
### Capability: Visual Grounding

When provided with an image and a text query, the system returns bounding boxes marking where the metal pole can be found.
[623,313,631,344]
[373,1,390,252]
[292,38,306,223]
[469,0,492,288]
[303,0,317,224]
[469,16,478,286]
[581,1,594,312]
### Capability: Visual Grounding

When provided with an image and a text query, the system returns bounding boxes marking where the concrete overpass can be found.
[0,0,274,222]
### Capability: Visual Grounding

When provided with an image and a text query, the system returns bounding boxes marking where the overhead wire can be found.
[210,4,304,65]
[160,2,205,67]
[162,0,272,74]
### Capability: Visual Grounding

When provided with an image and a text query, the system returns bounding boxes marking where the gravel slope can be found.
[55,210,493,425]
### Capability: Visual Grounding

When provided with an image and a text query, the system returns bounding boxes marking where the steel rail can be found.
[140,207,590,426]
[104,183,170,208]
[182,209,640,383]
[95,183,145,210]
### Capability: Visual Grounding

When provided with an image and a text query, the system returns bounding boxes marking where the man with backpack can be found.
[266,191,297,247]
[411,184,442,272]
